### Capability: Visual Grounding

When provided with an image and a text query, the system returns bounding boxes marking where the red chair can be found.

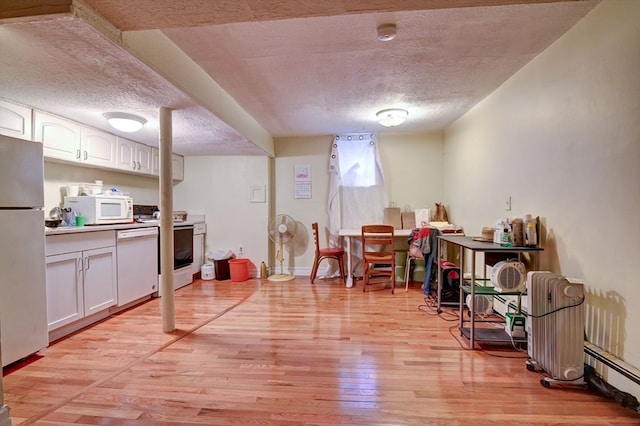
[310,222,345,284]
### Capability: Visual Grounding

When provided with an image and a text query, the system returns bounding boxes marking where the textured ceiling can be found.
[0,0,601,155]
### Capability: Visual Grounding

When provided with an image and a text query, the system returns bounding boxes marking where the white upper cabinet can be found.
[152,147,160,176]
[150,149,184,181]
[136,143,153,175]
[117,137,153,175]
[0,99,32,140]
[25,107,178,179]
[34,111,82,161]
[80,127,117,168]
[116,136,136,171]
[35,111,117,168]
[172,153,184,181]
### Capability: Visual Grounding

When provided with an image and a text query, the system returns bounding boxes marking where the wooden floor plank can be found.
[3,277,638,425]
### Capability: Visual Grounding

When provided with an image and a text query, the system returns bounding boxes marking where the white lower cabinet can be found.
[45,231,117,333]
[83,246,118,315]
[45,252,84,330]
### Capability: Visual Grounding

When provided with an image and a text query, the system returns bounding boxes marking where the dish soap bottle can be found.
[500,224,513,247]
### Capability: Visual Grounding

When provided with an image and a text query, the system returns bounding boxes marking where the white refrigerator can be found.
[0,134,48,367]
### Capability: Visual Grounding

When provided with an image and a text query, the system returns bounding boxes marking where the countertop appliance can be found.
[0,135,48,367]
[64,194,133,225]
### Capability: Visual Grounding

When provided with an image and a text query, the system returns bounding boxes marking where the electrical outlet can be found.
[239,246,244,256]
[505,196,512,211]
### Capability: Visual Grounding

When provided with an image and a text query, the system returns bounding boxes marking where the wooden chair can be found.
[310,222,345,284]
[361,224,396,294]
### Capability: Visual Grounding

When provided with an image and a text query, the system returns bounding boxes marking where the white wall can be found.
[444,0,640,394]
[44,161,159,213]
[173,155,270,276]
[274,132,444,276]
[378,132,445,213]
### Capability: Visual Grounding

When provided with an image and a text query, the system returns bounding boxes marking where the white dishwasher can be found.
[116,227,159,306]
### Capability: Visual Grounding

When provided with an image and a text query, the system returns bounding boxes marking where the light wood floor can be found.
[3,277,638,425]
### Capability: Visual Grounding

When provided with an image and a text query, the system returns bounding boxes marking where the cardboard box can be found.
[505,312,526,338]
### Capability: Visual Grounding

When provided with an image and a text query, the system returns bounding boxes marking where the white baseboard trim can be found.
[585,342,640,402]
[0,405,11,426]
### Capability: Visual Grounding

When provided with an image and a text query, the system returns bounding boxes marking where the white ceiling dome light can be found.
[376,108,408,127]
[104,112,147,133]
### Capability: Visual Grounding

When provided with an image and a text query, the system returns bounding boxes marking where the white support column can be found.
[159,107,175,332]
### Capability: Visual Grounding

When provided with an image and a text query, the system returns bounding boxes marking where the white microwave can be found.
[64,195,133,225]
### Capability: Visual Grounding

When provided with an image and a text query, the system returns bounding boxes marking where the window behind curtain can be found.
[328,133,387,233]
[337,137,378,188]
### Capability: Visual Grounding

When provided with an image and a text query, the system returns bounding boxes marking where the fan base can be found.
[267,274,295,282]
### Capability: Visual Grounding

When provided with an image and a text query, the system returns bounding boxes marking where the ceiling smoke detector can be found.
[376,24,397,41]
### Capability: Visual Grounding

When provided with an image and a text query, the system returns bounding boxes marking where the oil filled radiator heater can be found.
[525,271,587,388]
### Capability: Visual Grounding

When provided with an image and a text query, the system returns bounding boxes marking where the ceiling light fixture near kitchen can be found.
[103,112,147,133]
[376,108,408,127]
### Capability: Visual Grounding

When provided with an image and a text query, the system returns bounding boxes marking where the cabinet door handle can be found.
[137,161,141,170]
[132,162,136,170]
[77,257,83,271]
[76,149,81,160]
[84,257,90,270]
[84,151,88,160]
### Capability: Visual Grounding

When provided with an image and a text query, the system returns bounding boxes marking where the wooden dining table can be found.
[338,228,412,288]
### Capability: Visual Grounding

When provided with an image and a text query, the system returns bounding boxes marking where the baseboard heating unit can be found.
[525,271,586,388]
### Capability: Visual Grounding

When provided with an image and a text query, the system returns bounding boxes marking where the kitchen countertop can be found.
[45,222,158,235]
[45,216,205,236]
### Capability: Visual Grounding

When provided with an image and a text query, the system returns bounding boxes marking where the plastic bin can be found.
[201,264,214,280]
[214,259,231,281]
[229,258,249,282]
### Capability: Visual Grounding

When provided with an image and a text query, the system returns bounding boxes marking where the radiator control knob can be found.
[563,367,581,381]
[563,284,580,299]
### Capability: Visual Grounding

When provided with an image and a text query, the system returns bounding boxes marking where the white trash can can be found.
[201,264,215,280]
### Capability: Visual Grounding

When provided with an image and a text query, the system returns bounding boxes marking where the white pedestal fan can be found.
[267,214,297,282]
